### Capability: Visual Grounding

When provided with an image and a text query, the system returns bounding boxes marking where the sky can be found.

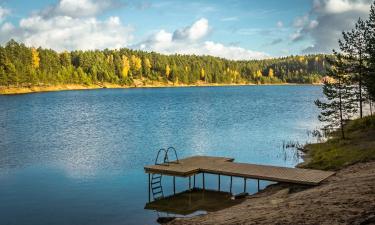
[0,0,373,60]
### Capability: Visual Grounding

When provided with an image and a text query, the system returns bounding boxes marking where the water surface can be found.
[0,85,322,225]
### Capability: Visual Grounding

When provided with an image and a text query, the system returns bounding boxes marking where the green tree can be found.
[366,1,375,101]
[340,18,368,118]
[315,54,358,139]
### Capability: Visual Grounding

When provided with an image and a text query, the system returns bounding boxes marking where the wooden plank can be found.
[144,156,335,186]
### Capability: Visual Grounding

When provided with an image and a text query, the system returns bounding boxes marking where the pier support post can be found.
[189,176,191,190]
[257,179,260,192]
[244,178,247,193]
[193,174,196,188]
[173,176,176,195]
[230,176,233,194]
[202,172,205,191]
[148,173,151,202]
[218,174,221,191]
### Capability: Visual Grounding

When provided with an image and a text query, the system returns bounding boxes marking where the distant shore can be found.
[0,81,321,95]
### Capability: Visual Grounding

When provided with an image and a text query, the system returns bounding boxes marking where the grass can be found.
[302,115,375,171]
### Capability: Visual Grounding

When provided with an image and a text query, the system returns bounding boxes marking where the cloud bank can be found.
[136,18,268,60]
[0,1,268,60]
[292,0,372,53]
[0,0,132,51]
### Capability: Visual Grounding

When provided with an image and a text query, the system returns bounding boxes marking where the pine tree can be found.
[315,53,358,139]
[339,18,367,118]
[366,1,375,101]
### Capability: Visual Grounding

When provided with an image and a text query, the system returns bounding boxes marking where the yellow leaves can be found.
[121,55,130,78]
[165,64,171,78]
[256,70,262,77]
[31,48,40,69]
[131,55,142,71]
[226,67,239,82]
[107,54,114,64]
[268,68,274,78]
[144,57,151,70]
[201,68,205,80]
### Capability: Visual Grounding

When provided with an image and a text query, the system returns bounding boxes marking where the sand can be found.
[169,161,375,225]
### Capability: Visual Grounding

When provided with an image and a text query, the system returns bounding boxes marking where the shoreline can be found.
[0,82,322,95]
[169,161,375,225]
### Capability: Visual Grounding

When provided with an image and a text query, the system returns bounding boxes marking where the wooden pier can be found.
[144,156,335,202]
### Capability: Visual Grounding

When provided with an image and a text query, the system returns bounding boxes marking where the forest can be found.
[0,39,326,87]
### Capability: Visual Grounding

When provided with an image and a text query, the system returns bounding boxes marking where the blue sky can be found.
[0,0,372,59]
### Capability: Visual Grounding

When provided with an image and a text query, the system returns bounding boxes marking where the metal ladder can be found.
[151,147,179,201]
[151,173,164,200]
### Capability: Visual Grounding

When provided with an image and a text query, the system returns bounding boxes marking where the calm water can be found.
[0,86,322,225]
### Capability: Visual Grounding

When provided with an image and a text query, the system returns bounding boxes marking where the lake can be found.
[0,85,322,225]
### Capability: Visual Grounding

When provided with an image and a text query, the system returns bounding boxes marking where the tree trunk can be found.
[339,82,345,139]
[359,52,363,118]
[359,79,363,118]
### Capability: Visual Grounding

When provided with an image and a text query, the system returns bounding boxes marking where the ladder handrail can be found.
[154,147,179,165]
[166,147,179,164]
[155,148,167,165]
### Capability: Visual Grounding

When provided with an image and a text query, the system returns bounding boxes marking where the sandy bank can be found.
[0,81,321,95]
[168,161,375,225]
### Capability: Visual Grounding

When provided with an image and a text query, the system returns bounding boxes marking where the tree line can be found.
[0,40,327,87]
[315,1,375,139]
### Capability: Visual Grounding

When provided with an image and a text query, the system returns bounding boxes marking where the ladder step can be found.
[152,181,161,185]
[153,190,163,195]
[152,186,162,190]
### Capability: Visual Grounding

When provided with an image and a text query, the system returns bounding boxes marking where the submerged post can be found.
[230,176,233,194]
[218,174,221,191]
[148,173,151,202]
[202,172,205,191]
[173,176,176,195]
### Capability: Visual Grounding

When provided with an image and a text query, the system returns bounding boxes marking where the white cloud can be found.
[313,0,370,14]
[1,22,13,32]
[136,18,268,60]
[57,0,103,16]
[276,21,284,28]
[19,16,132,51]
[46,0,118,17]
[172,18,209,41]
[203,41,269,60]
[0,6,10,23]
[0,0,132,51]
[293,15,309,28]
[291,0,372,53]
